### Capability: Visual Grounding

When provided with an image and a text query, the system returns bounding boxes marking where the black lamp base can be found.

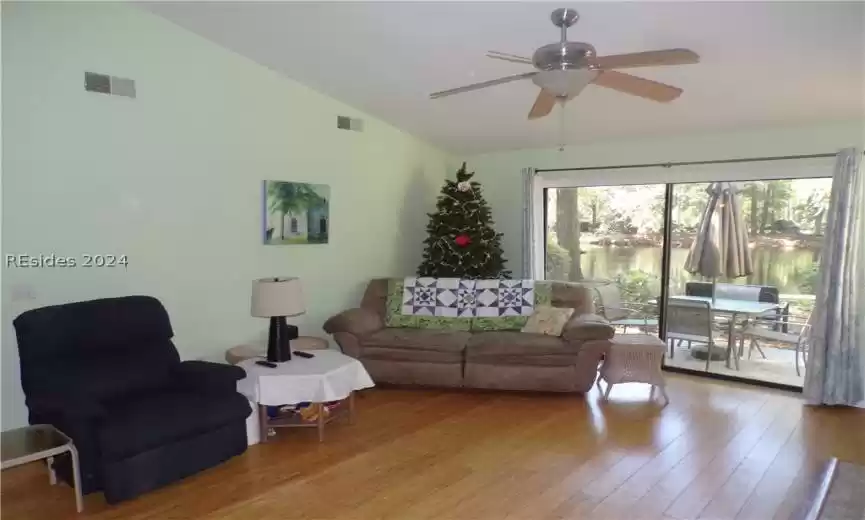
[267,316,298,362]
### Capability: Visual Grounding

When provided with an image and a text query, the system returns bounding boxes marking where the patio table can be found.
[668,295,780,368]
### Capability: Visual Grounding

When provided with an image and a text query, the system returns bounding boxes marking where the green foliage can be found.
[791,263,821,294]
[554,179,832,238]
[614,269,660,305]
[545,235,570,280]
[417,163,510,279]
[267,182,323,216]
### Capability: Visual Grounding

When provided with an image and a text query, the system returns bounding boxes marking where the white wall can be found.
[467,121,865,276]
[1,2,453,429]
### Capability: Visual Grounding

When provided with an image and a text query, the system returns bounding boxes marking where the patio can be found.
[663,338,804,387]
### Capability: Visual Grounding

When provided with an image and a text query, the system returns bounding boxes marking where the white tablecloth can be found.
[236,350,374,406]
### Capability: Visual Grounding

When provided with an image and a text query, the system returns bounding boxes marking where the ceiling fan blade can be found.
[594,48,699,70]
[528,89,558,120]
[487,50,533,64]
[429,71,537,99]
[486,54,533,65]
[592,70,683,102]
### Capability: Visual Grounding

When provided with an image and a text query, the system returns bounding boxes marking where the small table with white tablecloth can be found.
[236,350,374,443]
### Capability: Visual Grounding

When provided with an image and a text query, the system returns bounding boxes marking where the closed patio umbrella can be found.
[684,182,753,302]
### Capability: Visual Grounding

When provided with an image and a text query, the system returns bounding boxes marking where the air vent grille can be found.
[84,72,136,98]
[336,116,363,132]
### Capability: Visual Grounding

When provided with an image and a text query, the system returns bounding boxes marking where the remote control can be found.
[294,351,314,359]
[255,360,277,368]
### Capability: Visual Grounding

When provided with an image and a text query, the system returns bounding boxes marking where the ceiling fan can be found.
[429,8,699,120]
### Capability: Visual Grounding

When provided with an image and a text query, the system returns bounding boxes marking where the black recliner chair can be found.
[13,296,251,503]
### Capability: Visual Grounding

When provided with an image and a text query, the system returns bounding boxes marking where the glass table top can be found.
[1,424,71,466]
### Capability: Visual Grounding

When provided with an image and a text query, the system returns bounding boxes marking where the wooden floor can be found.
[3,374,864,520]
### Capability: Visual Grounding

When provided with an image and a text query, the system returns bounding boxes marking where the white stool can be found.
[597,334,669,405]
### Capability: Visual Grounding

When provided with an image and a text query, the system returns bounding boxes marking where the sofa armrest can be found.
[172,360,245,394]
[562,313,615,343]
[323,308,384,337]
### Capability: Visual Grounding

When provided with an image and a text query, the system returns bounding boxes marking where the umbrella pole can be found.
[711,276,717,305]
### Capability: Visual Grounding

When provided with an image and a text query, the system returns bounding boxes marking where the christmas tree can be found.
[417,163,511,279]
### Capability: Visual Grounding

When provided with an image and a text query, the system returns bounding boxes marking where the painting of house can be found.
[263,181,330,245]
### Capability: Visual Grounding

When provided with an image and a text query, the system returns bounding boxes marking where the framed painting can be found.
[262,181,330,245]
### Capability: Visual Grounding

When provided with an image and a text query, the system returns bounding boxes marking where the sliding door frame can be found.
[532,153,840,391]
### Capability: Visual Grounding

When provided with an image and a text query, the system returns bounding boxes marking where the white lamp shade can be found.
[251,277,305,318]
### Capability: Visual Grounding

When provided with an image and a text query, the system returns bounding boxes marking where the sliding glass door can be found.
[663,178,830,388]
[545,184,666,285]
[540,167,833,390]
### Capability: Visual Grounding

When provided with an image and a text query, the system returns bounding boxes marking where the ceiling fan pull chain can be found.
[558,101,566,151]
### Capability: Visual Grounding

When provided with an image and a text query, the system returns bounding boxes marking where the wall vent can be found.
[336,115,363,132]
[85,72,136,98]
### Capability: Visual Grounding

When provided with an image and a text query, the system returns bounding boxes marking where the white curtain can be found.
[521,167,535,279]
[804,148,865,406]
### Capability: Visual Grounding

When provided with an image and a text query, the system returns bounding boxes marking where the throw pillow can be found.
[521,306,575,336]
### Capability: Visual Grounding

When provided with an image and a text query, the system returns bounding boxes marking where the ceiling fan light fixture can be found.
[532,68,599,98]
[429,8,698,117]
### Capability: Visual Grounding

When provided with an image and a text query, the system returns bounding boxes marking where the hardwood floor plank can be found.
[696,408,803,518]
[2,375,863,520]
[616,391,795,520]
[734,423,807,520]
[587,380,773,518]
[663,396,802,519]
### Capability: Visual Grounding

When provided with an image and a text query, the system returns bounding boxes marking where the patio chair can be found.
[594,284,658,333]
[665,299,733,371]
[685,281,791,333]
[735,311,812,376]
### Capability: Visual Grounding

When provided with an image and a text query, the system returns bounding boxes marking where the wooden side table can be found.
[1,424,83,512]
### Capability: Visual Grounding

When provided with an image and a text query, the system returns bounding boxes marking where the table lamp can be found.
[251,277,305,362]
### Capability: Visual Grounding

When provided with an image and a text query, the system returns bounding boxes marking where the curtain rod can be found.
[533,151,859,174]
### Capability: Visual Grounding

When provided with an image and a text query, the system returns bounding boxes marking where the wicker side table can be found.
[597,334,669,405]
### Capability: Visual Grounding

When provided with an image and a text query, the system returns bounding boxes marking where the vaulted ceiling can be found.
[145,2,865,154]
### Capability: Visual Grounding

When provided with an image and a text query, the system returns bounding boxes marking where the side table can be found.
[225,336,329,365]
[597,334,669,405]
[236,350,374,443]
[1,424,83,512]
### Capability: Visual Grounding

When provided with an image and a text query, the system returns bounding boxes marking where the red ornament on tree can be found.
[454,234,471,247]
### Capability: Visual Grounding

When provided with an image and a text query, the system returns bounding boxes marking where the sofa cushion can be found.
[399,278,475,331]
[550,282,595,315]
[361,279,390,321]
[99,390,250,460]
[361,328,471,353]
[562,314,615,342]
[466,331,579,358]
[384,279,419,328]
[471,281,553,331]
[362,346,462,364]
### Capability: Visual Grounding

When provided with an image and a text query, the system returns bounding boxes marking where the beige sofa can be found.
[323,279,614,393]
